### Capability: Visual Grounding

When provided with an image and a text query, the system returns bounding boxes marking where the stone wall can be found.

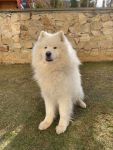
[0,10,113,63]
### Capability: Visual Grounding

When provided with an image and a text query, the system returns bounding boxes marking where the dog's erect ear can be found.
[57,31,65,42]
[38,31,47,41]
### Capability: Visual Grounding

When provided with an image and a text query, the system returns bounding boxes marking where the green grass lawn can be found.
[0,62,113,150]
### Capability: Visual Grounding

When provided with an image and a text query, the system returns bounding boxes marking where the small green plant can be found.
[33,0,70,8]
[50,0,63,8]
[33,0,51,8]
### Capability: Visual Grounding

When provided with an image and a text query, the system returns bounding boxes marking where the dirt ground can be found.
[0,62,113,150]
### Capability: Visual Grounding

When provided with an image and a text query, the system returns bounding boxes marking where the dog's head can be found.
[35,31,67,63]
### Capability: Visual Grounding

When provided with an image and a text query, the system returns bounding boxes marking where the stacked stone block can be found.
[0,11,113,63]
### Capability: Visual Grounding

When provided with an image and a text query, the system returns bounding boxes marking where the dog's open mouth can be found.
[46,58,53,62]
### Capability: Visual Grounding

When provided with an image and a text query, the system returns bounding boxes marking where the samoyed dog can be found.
[32,31,86,134]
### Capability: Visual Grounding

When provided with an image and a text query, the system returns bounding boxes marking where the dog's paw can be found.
[38,120,51,130]
[78,100,87,109]
[56,125,67,134]
[82,102,86,108]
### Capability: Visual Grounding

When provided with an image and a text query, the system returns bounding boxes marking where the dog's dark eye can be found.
[53,47,57,49]
[45,46,47,49]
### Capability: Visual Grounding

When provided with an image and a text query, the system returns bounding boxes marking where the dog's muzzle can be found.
[45,51,53,61]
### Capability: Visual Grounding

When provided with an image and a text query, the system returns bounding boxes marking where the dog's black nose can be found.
[46,51,51,57]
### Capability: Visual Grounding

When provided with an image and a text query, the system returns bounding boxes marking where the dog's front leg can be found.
[39,99,56,130]
[56,98,73,134]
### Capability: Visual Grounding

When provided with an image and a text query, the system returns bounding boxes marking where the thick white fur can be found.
[32,31,86,134]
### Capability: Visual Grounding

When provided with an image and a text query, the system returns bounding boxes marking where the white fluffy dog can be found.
[32,31,86,134]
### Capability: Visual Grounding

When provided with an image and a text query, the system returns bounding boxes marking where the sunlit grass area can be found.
[0,62,113,150]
